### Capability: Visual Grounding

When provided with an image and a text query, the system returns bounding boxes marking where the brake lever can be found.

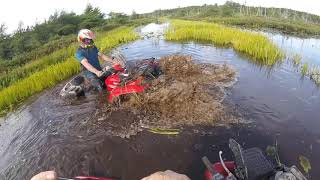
[219,151,237,180]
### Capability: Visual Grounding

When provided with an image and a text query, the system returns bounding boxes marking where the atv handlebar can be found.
[99,64,126,81]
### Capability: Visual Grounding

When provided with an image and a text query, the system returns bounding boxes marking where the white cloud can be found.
[0,0,319,33]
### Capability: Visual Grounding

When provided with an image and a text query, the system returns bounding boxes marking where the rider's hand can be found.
[31,171,57,180]
[141,170,190,180]
[104,66,111,71]
[95,71,104,77]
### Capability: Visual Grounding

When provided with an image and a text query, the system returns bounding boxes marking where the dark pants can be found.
[82,70,104,92]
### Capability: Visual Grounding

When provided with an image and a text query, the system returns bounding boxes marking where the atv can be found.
[103,57,161,102]
[60,56,161,102]
[203,139,307,180]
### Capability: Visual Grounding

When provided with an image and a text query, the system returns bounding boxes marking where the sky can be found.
[0,0,320,33]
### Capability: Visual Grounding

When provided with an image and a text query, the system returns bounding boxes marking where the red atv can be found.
[60,58,161,100]
[102,57,161,102]
[202,139,307,180]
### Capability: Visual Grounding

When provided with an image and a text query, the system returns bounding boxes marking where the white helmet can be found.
[77,29,96,42]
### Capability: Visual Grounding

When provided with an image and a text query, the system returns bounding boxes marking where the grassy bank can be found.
[168,17,320,38]
[0,36,76,74]
[0,59,79,114]
[144,2,320,37]
[205,17,320,37]
[0,47,76,91]
[165,20,284,65]
[0,27,138,116]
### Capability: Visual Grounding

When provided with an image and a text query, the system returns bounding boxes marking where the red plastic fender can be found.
[108,84,146,102]
[105,74,121,91]
[113,64,124,72]
[126,77,143,86]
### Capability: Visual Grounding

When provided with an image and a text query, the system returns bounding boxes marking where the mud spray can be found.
[94,55,239,138]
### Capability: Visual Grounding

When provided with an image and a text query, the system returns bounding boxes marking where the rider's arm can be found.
[31,171,57,180]
[98,52,114,64]
[81,58,103,77]
[142,170,190,180]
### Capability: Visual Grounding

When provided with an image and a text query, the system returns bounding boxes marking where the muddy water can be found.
[0,84,270,180]
[0,24,320,180]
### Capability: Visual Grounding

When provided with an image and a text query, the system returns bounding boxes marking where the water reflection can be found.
[264,32,320,64]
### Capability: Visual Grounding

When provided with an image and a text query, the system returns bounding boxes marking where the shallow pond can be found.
[0,23,319,179]
[117,23,320,177]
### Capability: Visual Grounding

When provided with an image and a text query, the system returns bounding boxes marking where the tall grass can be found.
[0,27,138,115]
[0,35,75,73]
[165,20,284,65]
[0,59,79,114]
[95,27,139,50]
[0,47,76,91]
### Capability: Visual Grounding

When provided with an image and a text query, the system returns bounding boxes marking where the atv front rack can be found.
[229,139,275,180]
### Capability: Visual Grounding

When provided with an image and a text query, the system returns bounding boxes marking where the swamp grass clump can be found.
[309,66,320,86]
[166,20,320,86]
[292,54,302,66]
[288,54,320,86]
[0,27,138,115]
[165,20,284,66]
[124,55,239,127]
[301,63,309,76]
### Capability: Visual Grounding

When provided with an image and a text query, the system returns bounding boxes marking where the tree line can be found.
[0,4,135,62]
[144,1,320,24]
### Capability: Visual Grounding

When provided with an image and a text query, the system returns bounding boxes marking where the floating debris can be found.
[95,55,239,138]
[299,155,311,174]
[147,128,180,135]
[266,145,277,156]
[124,55,239,127]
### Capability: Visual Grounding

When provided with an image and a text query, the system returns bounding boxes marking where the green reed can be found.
[165,20,284,65]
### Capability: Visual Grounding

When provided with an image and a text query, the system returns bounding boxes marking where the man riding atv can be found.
[60,29,160,100]
[75,29,119,92]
